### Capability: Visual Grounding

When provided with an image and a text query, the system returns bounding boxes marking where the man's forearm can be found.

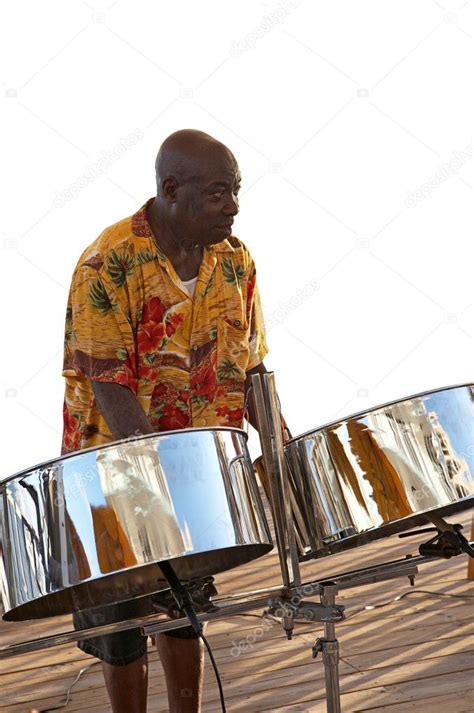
[92,381,155,440]
[93,368,288,442]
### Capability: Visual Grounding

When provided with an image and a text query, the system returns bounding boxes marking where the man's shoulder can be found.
[75,210,151,273]
[227,235,246,252]
[222,235,255,268]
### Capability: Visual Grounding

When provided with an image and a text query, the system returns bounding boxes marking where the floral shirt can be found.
[61,197,268,454]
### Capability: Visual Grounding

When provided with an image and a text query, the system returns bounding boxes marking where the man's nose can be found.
[223,194,239,216]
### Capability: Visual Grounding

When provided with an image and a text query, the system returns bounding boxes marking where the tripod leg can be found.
[313,582,342,713]
[321,633,341,713]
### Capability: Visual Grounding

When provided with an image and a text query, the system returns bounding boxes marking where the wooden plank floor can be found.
[0,510,473,712]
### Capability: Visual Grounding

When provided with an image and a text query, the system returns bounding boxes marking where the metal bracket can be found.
[265,595,344,640]
[400,517,474,559]
[150,576,219,620]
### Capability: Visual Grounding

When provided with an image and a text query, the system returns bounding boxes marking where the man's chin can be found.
[202,234,228,246]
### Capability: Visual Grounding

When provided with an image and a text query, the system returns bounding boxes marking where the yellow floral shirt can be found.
[61,197,268,454]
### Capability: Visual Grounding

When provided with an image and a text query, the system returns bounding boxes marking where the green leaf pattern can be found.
[106,249,135,287]
[136,248,156,265]
[88,279,114,313]
[221,258,245,285]
[200,273,214,298]
[115,348,128,361]
[217,359,240,380]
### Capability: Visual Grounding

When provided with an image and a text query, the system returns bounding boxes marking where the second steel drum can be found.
[284,384,474,559]
[0,427,272,620]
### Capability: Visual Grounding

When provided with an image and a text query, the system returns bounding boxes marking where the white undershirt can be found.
[180,276,198,297]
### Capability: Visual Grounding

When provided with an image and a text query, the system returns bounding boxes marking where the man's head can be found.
[153,129,241,247]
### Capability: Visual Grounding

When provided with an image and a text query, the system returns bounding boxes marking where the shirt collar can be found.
[131,197,155,238]
[131,197,235,255]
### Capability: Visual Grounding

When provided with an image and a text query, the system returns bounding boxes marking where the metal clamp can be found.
[312,637,340,664]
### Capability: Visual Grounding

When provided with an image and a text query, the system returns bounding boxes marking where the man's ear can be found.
[161,176,179,203]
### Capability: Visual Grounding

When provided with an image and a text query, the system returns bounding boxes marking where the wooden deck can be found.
[1,510,473,712]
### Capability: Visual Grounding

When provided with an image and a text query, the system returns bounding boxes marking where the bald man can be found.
[61,130,271,712]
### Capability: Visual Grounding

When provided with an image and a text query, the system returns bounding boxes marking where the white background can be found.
[0,0,472,475]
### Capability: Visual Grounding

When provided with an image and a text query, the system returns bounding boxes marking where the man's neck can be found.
[146,198,203,280]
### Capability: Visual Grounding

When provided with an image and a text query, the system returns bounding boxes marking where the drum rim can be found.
[298,496,474,560]
[285,381,474,445]
[1,426,248,485]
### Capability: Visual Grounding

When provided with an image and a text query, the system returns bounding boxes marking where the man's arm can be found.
[92,381,154,440]
[93,368,289,440]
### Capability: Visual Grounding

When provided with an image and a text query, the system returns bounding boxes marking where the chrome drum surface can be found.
[285,385,474,558]
[0,428,272,620]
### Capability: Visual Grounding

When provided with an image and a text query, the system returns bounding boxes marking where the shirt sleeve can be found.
[246,260,269,370]
[62,261,137,393]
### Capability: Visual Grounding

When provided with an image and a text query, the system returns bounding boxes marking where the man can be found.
[61,129,271,712]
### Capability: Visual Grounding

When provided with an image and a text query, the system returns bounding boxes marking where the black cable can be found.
[232,589,474,626]
[37,629,230,713]
[38,662,100,712]
[341,588,474,620]
[159,560,227,713]
[38,588,473,711]
[200,632,226,713]
[393,589,474,599]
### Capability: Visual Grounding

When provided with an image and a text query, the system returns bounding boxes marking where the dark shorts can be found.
[73,591,199,666]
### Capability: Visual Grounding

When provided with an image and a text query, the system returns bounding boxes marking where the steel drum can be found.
[284,384,474,559]
[0,428,272,621]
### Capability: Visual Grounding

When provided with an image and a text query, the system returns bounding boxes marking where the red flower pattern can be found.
[178,389,190,403]
[139,364,159,382]
[138,297,184,354]
[165,312,184,337]
[157,403,191,431]
[137,322,165,354]
[142,296,165,323]
[122,353,138,390]
[191,350,217,399]
[62,402,82,452]
[215,405,244,426]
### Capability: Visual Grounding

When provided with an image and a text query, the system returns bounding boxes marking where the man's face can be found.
[174,152,241,246]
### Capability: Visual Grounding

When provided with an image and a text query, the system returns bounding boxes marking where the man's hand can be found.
[92,381,155,441]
